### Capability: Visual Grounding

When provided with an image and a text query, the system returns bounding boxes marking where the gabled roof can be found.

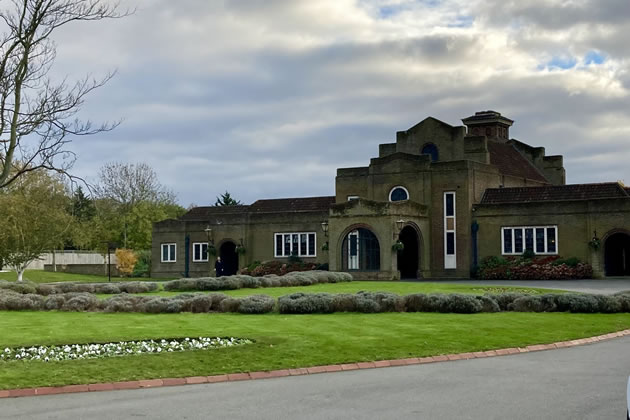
[481,183,630,205]
[488,141,548,183]
[250,196,335,213]
[179,205,250,221]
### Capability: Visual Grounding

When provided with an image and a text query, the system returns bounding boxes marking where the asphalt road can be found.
[2,336,629,420]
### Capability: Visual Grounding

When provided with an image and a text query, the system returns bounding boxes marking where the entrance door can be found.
[397,226,419,279]
[605,233,630,276]
[220,241,238,276]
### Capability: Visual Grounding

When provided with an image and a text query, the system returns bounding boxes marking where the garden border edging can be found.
[2,328,629,399]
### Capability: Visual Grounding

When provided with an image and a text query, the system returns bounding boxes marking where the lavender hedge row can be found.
[1,289,629,314]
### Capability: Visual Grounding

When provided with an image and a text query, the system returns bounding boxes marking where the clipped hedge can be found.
[163,271,353,292]
[0,281,159,296]
[2,288,630,314]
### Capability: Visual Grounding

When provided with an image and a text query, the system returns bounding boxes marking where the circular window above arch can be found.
[421,143,439,162]
[389,186,409,202]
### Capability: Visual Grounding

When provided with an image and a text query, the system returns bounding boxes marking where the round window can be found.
[389,187,409,202]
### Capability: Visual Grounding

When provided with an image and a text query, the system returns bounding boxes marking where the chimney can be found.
[462,110,513,142]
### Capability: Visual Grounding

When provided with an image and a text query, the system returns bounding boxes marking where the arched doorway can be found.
[605,232,630,276]
[219,241,238,276]
[341,228,380,271]
[397,226,419,279]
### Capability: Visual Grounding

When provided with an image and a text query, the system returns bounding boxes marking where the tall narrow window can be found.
[444,192,456,269]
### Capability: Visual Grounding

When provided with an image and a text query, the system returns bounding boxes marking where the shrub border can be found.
[1,328,629,399]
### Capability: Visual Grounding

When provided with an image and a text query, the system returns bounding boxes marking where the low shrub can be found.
[278,292,335,314]
[475,295,501,312]
[118,282,158,294]
[355,291,404,313]
[508,295,557,312]
[490,293,528,311]
[554,294,600,313]
[162,271,352,292]
[219,298,241,313]
[238,295,276,314]
[61,293,100,312]
[0,291,44,310]
[93,284,122,294]
[0,282,37,295]
[43,295,67,310]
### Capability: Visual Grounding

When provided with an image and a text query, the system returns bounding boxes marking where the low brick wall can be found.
[44,264,120,277]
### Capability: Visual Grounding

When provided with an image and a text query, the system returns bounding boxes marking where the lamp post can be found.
[321,222,329,251]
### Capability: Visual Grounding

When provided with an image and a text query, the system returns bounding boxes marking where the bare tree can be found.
[94,161,177,247]
[0,0,128,189]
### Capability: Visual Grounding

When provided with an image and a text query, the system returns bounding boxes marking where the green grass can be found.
[135,281,569,299]
[0,270,173,283]
[1,310,629,390]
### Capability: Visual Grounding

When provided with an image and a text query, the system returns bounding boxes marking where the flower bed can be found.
[0,337,252,363]
[477,256,593,280]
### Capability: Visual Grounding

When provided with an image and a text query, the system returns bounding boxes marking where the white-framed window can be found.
[161,243,176,263]
[274,232,317,257]
[192,242,208,262]
[444,192,456,269]
[389,186,409,202]
[347,195,359,201]
[501,226,558,255]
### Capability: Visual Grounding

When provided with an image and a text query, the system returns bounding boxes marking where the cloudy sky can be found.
[45,0,630,206]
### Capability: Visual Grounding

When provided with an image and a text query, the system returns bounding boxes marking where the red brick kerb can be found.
[2,329,629,399]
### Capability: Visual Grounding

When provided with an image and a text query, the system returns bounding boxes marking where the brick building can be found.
[152,111,630,279]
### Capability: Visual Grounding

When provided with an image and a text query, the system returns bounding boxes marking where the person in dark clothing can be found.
[214,257,225,277]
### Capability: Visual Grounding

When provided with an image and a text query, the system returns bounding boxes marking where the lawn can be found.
[0,270,173,284]
[1,310,629,390]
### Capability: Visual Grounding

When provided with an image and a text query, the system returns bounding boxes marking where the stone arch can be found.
[217,239,239,276]
[397,222,423,279]
[603,229,630,276]
[338,224,381,272]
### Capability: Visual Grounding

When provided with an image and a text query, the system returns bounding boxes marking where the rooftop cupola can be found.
[462,110,513,141]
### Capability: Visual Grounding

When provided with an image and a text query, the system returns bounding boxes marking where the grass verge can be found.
[1,311,629,390]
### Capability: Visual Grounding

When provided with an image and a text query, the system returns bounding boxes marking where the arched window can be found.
[421,143,439,162]
[389,186,409,202]
[341,228,380,271]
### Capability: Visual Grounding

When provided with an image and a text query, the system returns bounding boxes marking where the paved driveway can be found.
[2,336,629,420]
[419,279,630,295]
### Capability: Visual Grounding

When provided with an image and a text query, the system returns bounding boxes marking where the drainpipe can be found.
[471,221,479,276]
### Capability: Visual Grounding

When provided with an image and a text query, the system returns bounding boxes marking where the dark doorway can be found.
[220,241,238,276]
[397,226,419,279]
[605,233,630,276]
[341,228,380,271]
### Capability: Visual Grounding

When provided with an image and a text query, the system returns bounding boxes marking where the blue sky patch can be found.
[546,56,578,70]
[584,50,606,65]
